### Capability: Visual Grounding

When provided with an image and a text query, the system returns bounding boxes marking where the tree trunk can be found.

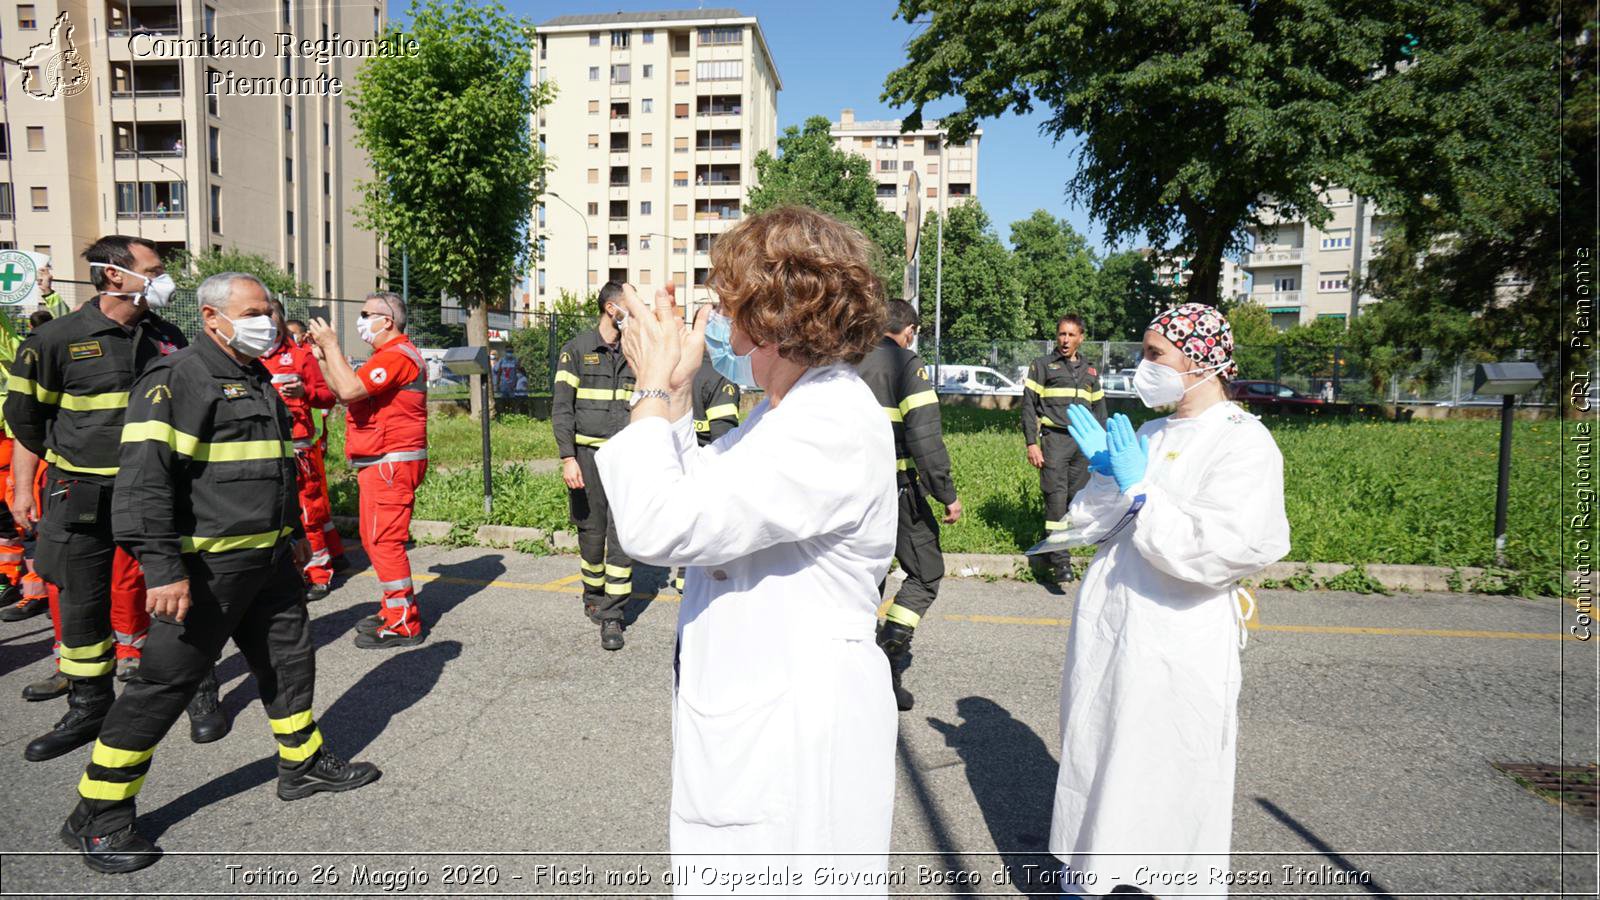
[1181,202,1241,308]
[466,300,492,422]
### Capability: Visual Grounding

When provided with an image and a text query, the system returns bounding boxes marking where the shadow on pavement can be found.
[927,696,1060,897]
[622,564,674,629]
[141,639,464,840]
[1253,798,1397,898]
[0,626,54,679]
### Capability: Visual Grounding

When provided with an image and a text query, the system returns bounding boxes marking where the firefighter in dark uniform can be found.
[856,300,961,712]
[671,355,741,593]
[58,273,380,874]
[1021,313,1106,584]
[4,236,227,762]
[554,282,637,651]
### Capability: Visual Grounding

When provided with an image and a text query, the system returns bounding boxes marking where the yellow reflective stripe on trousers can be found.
[898,391,937,415]
[45,450,118,476]
[60,391,130,411]
[604,564,631,578]
[885,603,922,628]
[554,370,581,388]
[882,406,904,423]
[574,434,607,447]
[91,740,154,769]
[605,582,632,596]
[579,560,605,573]
[704,403,739,421]
[7,373,61,405]
[79,773,146,801]
[181,526,294,553]
[123,420,292,462]
[269,709,315,735]
[59,637,113,660]
[278,727,323,762]
[59,657,114,677]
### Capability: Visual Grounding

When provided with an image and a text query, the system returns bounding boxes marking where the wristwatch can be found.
[629,388,671,408]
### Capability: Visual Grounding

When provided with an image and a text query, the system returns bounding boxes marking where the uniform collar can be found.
[577,327,619,353]
[373,333,408,353]
[1052,347,1082,365]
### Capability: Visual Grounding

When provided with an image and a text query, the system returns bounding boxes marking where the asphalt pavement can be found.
[0,544,1593,897]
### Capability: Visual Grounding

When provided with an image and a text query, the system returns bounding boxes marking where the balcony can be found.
[113,122,185,158]
[105,0,180,36]
[1247,248,1304,267]
[1252,290,1302,307]
[110,62,181,98]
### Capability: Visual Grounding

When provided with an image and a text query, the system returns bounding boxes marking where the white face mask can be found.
[219,313,278,358]
[1134,358,1229,409]
[357,314,390,345]
[90,263,176,308]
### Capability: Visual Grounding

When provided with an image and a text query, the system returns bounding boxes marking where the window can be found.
[674,136,688,154]
[639,235,651,250]
[25,127,43,152]
[927,162,939,175]
[673,170,688,186]
[875,136,898,149]
[673,238,687,255]
[589,270,599,286]
[695,61,741,82]
[286,210,294,235]
[325,220,331,244]
[641,168,652,183]
[208,70,221,115]
[642,65,653,79]
[674,69,689,85]
[208,126,220,174]
[324,171,330,195]
[0,126,7,158]
[642,30,654,43]
[588,66,599,81]
[211,185,222,232]
[1273,276,1297,292]
[1318,271,1349,292]
[285,157,293,182]
[587,134,600,149]
[588,100,600,114]
[925,137,940,152]
[323,122,329,145]
[673,204,687,221]
[204,6,216,32]
[949,158,972,172]
[325,271,331,293]
[610,64,630,84]
[641,99,653,113]
[587,168,599,184]
[876,184,896,198]
[927,187,937,198]
[672,33,689,52]
[610,30,629,48]
[18,5,36,28]
[1320,229,1352,250]
[586,202,598,216]
[878,160,896,172]
[640,269,652,285]
[674,103,689,119]
[641,201,652,215]
[698,26,741,45]
[0,184,12,219]
[641,133,653,148]
[589,32,600,46]
[283,105,293,129]
[902,160,914,171]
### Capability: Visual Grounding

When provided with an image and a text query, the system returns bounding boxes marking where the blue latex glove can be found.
[1065,403,1112,474]
[1105,413,1150,492]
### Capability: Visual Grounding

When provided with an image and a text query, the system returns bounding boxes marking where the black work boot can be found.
[305,582,330,602]
[187,668,230,744]
[277,750,381,801]
[600,619,624,651]
[61,811,161,874]
[115,657,139,683]
[26,677,113,761]
[0,581,43,622]
[22,671,69,702]
[583,601,601,624]
[876,623,916,712]
[355,613,383,637]
[353,624,425,650]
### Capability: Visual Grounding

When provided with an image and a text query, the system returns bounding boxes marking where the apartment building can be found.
[0,0,384,307]
[1242,187,1391,329]
[829,108,978,220]
[531,8,780,314]
[1141,249,1248,302]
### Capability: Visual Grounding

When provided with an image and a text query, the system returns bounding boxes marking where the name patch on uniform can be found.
[1048,362,1061,370]
[221,383,249,400]
[68,340,102,360]
[583,353,600,366]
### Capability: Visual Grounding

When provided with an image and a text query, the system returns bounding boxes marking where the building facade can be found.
[531,8,780,315]
[829,108,978,221]
[1242,187,1391,330]
[1141,249,1248,303]
[0,0,384,307]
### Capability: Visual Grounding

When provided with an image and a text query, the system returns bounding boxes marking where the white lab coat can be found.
[596,363,899,896]
[1049,400,1291,897]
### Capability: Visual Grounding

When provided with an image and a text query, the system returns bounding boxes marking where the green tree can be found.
[1219,299,1281,382]
[508,289,591,392]
[384,250,463,349]
[348,0,550,419]
[1089,251,1174,342]
[1009,210,1099,338]
[171,247,311,296]
[747,115,906,292]
[882,0,1526,307]
[916,201,1027,366]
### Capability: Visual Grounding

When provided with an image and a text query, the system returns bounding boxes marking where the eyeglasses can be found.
[359,311,390,320]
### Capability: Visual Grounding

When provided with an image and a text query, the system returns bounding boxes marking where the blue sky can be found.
[393,0,1110,254]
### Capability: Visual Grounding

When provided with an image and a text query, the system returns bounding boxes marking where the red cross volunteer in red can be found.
[307,292,428,649]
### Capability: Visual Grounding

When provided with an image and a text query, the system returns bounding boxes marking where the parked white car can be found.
[935,365,1024,396]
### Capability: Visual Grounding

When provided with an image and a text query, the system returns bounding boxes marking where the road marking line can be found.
[944,613,1071,627]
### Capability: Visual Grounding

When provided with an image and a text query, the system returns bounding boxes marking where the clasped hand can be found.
[1066,406,1149,491]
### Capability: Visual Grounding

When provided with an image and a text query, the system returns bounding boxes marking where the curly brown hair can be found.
[708,206,886,366]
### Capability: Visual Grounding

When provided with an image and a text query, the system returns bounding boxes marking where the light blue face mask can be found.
[705,311,757,389]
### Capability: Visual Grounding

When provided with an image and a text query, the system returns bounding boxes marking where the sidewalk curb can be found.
[331,518,1549,596]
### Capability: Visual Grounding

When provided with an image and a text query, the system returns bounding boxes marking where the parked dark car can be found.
[1227,380,1329,414]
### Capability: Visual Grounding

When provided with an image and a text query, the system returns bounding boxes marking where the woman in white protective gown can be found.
[1049,302,1291,899]
[595,207,899,896]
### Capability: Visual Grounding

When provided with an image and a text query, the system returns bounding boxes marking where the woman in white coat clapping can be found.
[595,206,900,895]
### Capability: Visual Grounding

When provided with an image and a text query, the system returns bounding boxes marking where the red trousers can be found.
[357,459,425,636]
[296,444,343,585]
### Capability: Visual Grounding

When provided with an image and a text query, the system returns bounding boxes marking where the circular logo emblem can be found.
[0,251,39,306]
[370,368,388,385]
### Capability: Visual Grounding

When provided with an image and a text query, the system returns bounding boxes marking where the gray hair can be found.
[197,272,269,314]
[366,291,407,332]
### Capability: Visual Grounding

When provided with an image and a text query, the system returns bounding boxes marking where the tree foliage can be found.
[1009,210,1098,337]
[171,247,310,296]
[747,115,906,292]
[348,0,550,412]
[1088,251,1173,342]
[508,289,590,391]
[916,201,1027,363]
